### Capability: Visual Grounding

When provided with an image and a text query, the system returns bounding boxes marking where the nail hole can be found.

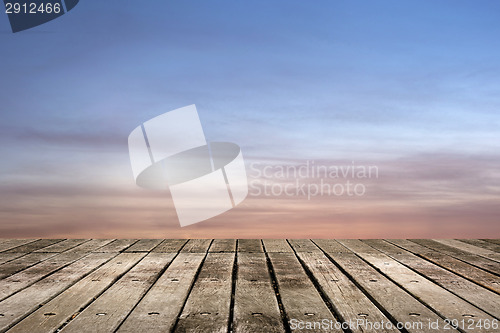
[92,279,100,282]
[44,313,56,316]
[210,278,218,282]
[358,313,369,317]
[0,314,4,317]
[330,279,339,282]
[96,313,107,316]
[250,279,257,282]
[409,313,420,317]
[252,313,263,316]
[305,313,315,316]
[369,279,377,282]
[410,280,419,283]
[116,262,122,265]
[131,279,140,282]
[171,279,179,282]
[148,312,160,316]
[200,312,211,316]
[463,314,475,318]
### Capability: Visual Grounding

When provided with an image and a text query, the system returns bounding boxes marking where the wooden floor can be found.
[0,239,499,333]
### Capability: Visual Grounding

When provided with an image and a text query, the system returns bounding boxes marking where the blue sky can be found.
[1,1,499,237]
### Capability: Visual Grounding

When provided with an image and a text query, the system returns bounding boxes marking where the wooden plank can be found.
[262,239,293,253]
[175,252,235,333]
[181,239,213,253]
[209,239,237,253]
[116,253,206,333]
[311,239,352,253]
[3,239,64,253]
[267,252,342,333]
[0,251,97,301]
[93,239,138,253]
[64,239,115,254]
[287,239,322,253]
[0,253,56,280]
[233,252,285,333]
[482,239,500,246]
[339,240,497,333]
[151,239,187,253]
[295,251,399,333]
[6,252,145,333]
[0,252,115,333]
[317,241,458,333]
[124,239,163,252]
[33,239,89,253]
[458,239,500,253]
[0,253,24,266]
[363,239,500,318]
[411,239,500,275]
[433,239,500,262]
[238,239,263,253]
[388,239,500,294]
[57,253,175,333]
[0,240,37,253]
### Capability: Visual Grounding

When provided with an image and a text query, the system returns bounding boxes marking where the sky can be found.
[0,1,499,238]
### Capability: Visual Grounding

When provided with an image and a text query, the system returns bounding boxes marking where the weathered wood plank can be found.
[295,251,399,333]
[0,240,38,253]
[482,239,500,246]
[339,239,498,333]
[233,252,285,333]
[124,239,163,252]
[58,253,175,333]
[458,239,500,253]
[237,239,263,253]
[33,239,89,253]
[0,253,56,280]
[3,239,64,253]
[433,239,500,263]
[6,253,145,333]
[0,252,115,333]
[181,239,213,253]
[262,239,293,253]
[0,253,24,266]
[117,252,206,333]
[267,252,342,333]
[311,239,352,253]
[64,239,115,254]
[92,239,138,253]
[387,239,500,294]
[209,239,237,253]
[317,241,457,333]
[363,239,500,319]
[411,239,500,275]
[174,252,235,333]
[0,251,98,301]
[287,239,322,253]
[151,239,188,253]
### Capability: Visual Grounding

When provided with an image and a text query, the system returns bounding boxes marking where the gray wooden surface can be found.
[0,239,498,333]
